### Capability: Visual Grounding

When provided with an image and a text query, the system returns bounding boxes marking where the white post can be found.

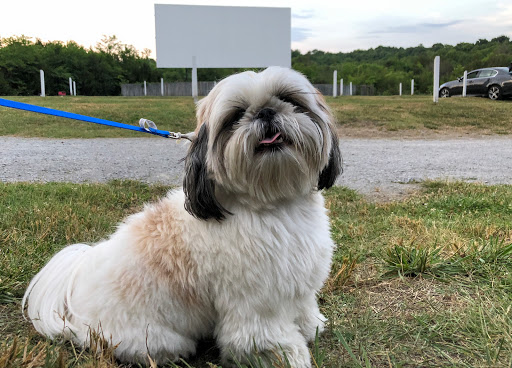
[433,55,440,103]
[340,78,344,96]
[161,78,164,96]
[462,70,467,97]
[192,56,198,102]
[399,83,402,96]
[411,79,414,95]
[73,81,77,96]
[333,70,337,97]
[349,82,353,96]
[69,77,73,96]
[40,70,45,97]
[144,81,147,96]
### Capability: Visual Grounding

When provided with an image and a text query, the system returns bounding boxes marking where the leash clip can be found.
[168,132,182,139]
[139,118,193,141]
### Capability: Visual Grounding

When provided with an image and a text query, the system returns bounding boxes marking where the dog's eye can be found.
[278,95,307,113]
[223,108,246,129]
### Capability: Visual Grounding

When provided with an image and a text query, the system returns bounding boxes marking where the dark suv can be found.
[439,67,512,100]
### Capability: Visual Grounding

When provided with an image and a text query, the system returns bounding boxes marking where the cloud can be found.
[292,27,313,42]
[369,20,464,34]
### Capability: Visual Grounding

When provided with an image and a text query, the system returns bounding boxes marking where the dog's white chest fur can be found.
[195,191,333,298]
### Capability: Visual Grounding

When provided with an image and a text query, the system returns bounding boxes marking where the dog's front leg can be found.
[215,306,312,368]
[295,293,327,342]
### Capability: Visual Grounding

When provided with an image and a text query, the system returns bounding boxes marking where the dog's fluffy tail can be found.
[22,243,91,338]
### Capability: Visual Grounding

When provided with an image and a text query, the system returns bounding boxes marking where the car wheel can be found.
[488,85,502,100]
[439,88,450,98]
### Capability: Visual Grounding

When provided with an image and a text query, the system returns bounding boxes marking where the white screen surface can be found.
[155,4,291,68]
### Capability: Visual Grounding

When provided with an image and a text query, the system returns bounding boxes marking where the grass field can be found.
[1,95,512,138]
[0,96,197,138]
[1,180,512,367]
[2,95,512,366]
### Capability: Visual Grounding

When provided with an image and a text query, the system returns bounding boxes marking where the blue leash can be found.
[0,98,192,140]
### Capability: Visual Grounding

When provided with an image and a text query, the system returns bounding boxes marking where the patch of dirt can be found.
[355,277,467,320]
[359,183,423,203]
[338,258,468,320]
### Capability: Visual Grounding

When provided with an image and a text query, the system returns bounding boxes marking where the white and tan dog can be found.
[23,67,342,367]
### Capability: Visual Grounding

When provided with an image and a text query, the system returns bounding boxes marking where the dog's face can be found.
[184,67,341,220]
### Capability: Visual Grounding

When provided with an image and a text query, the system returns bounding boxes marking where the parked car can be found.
[439,67,512,100]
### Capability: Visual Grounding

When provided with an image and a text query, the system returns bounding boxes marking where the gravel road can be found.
[2,136,512,199]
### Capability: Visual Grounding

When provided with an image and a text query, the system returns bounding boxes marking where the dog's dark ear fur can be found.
[183,124,229,221]
[318,129,342,190]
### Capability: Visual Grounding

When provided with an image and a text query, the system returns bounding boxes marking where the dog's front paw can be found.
[221,343,312,368]
[297,311,326,342]
[279,343,312,368]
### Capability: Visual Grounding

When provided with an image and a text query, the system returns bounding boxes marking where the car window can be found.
[478,70,496,78]
[467,71,479,79]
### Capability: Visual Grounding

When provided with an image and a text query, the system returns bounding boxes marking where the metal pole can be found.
[399,83,402,96]
[40,70,45,97]
[73,81,77,96]
[340,78,343,96]
[462,70,467,97]
[349,82,352,96]
[433,56,440,103]
[144,81,147,96]
[69,77,73,96]
[333,70,337,97]
[411,79,414,95]
[161,78,164,96]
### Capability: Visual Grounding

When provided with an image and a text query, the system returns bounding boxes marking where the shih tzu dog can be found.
[23,67,342,367]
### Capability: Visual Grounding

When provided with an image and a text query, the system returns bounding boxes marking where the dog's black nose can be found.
[256,108,276,122]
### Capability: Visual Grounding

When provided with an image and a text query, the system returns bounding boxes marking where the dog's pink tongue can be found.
[260,132,281,144]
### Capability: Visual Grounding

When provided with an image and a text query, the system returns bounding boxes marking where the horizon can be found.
[2,33,510,58]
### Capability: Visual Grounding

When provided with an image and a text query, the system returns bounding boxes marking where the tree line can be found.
[1,35,511,96]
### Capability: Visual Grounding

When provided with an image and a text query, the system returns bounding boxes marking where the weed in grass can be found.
[472,236,512,264]
[382,243,442,278]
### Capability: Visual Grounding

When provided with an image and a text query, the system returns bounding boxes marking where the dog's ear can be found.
[183,124,229,221]
[313,93,343,190]
[318,128,342,190]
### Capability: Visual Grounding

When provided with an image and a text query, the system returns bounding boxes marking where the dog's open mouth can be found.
[256,131,286,153]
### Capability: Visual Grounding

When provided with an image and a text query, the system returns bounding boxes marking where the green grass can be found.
[2,180,512,367]
[1,95,512,138]
[326,95,512,134]
[0,96,197,138]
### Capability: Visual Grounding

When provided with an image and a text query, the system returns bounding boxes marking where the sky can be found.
[1,0,511,57]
